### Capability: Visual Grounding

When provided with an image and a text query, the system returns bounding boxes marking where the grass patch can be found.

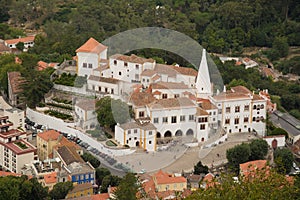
[45,110,73,121]
[15,141,28,149]
[106,140,117,147]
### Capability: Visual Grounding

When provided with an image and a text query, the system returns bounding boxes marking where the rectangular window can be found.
[163,117,168,123]
[128,130,131,134]
[174,94,179,98]
[244,117,249,123]
[148,131,152,135]
[198,117,208,123]
[88,63,92,68]
[139,111,145,118]
[135,74,139,80]
[135,64,139,69]
[200,124,205,130]
[114,60,117,65]
[153,118,159,123]
[235,106,240,113]
[134,129,138,133]
[124,62,128,67]
[180,115,185,122]
[171,116,177,123]
[244,105,249,111]
[226,107,230,113]
[83,63,87,68]
[189,115,194,121]
[111,89,114,94]
[162,94,168,99]
[225,119,230,124]
[234,118,239,125]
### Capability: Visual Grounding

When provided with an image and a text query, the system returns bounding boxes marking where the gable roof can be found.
[151,82,189,90]
[57,145,84,165]
[5,36,35,45]
[38,130,60,142]
[153,170,186,185]
[110,54,154,64]
[149,97,196,110]
[119,121,156,131]
[129,91,156,107]
[76,38,107,54]
[7,71,24,94]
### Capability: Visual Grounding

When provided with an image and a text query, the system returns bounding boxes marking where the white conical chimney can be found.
[195,49,212,98]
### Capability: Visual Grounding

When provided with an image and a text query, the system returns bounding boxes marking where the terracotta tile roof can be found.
[76,37,107,54]
[154,64,177,77]
[88,75,119,84]
[5,36,35,45]
[69,182,93,193]
[240,160,268,178]
[188,174,203,182]
[54,136,81,151]
[76,99,96,111]
[141,69,157,77]
[202,173,218,189]
[151,82,189,90]
[0,42,11,53]
[44,172,57,184]
[129,91,156,107]
[0,170,22,177]
[38,130,60,142]
[1,139,37,155]
[196,107,209,116]
[119,121,156,131]
[168,65,198,76]
[149,97,196,110]
[262,67,276,78]
[8,71,24,94]
[152,90,162,95]
[154,170,187,185]
[231,86,251,94]
[253,94,264,101]
[212,92,251,101]
[152,74,161,81]
[57,145,84,165]
[200,100,217,110]
[110,54,154,64]
[91,193,110,200]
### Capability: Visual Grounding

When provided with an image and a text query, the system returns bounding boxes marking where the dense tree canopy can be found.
[81,152,101,168]
[113,173,138,200]
[274,148,294,174]
[49,181,73,200]
[185,170,299,200]
[0,176,48,200]
[194,161,209,175]
[96,96,132,130]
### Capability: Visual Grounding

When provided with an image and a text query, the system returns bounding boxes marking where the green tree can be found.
[113,173,138,200]
[49,181,73,200]
[96,167,111,186]
[100,174,121,193]
[16,42,24,51]
[96,96,132,130]
[226,143,251,173]
[274,148,294,174]
[194,161,209,175]
[270,127,289,138]
[185,170,298,200]
[249,139,269,161]
[81,152,100,168]
[272,36,289,58]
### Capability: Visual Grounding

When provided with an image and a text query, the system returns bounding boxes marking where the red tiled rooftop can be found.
[44,172,57,184]
[154,170,186,185]
[5,36,35,45]
[1,139,37,155]
[8,71,24,94]
[76,37,107,54]
[38,130,60,142]
[91,193,110,200]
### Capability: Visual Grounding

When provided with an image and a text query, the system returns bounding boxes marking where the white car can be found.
[293,162,299,171]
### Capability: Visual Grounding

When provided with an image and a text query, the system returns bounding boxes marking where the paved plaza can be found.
[116,132,258,174]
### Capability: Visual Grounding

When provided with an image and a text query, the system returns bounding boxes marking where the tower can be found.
[196,49,212,98]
